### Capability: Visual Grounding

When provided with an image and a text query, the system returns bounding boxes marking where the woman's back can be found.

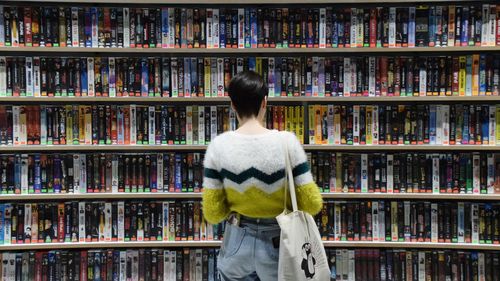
[202,129,322,224]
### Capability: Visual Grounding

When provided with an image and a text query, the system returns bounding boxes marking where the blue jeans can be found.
[217,216,281,281]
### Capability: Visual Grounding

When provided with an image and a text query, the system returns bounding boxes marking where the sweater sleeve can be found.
[202,141,231,224]
[286,132,323,216]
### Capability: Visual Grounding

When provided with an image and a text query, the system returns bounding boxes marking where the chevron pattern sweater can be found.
[202,130,323,224]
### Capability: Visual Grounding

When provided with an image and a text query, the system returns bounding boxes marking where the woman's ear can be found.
[261,96,268,109]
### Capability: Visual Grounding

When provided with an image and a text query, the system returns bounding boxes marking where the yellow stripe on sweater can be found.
[202,182,323,224]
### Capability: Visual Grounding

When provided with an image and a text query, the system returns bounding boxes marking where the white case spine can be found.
[473,153,480,193]
[157,154,163,192]
[482,5,490,46]
[171,58,178,97]
[436,105,443,145]
[212,9,220,49]
[372,105,379,145]
[387,154,394,193]
[186,106,193,145]
[432,154,440,193]
[130,105,137,145]
[21,154,28,194]
[168,8,175,48]
[104,202,112,241]
[431,203,438,243]
[319,8,326,48]
[198,106,205,145]
[25,57,33,97]
[372,201,379,241]
[123,8,130,48]
[343,58,351,97]
[404,201,411,241]
[73,155,80,193]
[489,5,496,46]
[361,154,368,193]
[379,201,385,240]
[350,8,357,48]
[388,7,397,47]
[478,252,486,281]
[268,57,275,97]
[4,204,11,244]
[33,57,40,97]
[489,105,496,145]
[206,9,213,49]
[79,154,87,193]
[118,201,125,241]
[13,106,20,146]
[472,203,479,243]
[368,57,376,96]
[87,58,95,96]
[442,105,450,145]
[408,7,416,47]
[24,204,31,241]
[112,155,118,193]
[348,250,355,281]
[0,57,6,96]
[78,202,85,242]
[71,7,79,47]
[419,63,427,96]
[418,252,425,280]
[487,153,495,194]
[148,106,155,145]
[217,58,224,96]
[119,251,126,281]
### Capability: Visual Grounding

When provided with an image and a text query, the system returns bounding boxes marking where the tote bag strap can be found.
[282,133,298,213]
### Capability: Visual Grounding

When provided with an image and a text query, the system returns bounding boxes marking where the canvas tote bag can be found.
[276,134,331,281]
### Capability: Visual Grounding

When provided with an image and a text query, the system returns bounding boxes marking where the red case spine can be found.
[369,8,377,48]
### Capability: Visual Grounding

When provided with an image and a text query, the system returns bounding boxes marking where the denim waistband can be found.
[240,215,278,225]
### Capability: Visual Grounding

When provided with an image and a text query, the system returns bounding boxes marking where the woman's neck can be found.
[235,117,270,135]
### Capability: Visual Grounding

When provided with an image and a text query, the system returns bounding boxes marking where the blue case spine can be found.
[244,9,251,48]
[463,106,470,144]
[250,9,258,48]
[219,13,226,48]
[461,7,469,46]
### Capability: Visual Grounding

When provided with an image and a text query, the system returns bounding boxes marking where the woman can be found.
[202,71,323,281]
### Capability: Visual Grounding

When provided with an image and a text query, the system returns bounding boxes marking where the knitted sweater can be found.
[202,130,323,224]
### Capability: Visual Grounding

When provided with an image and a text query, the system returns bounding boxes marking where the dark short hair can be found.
[228,71,268,118]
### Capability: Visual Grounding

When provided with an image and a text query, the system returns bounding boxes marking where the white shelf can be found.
[0,241,497,251]
[0,192,498,201]
[3,0,480,3]
[0,144,498,152]
[0,46,498,54]
[1,96,500,103]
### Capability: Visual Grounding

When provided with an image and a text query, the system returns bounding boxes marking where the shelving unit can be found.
[0,0,499,278]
